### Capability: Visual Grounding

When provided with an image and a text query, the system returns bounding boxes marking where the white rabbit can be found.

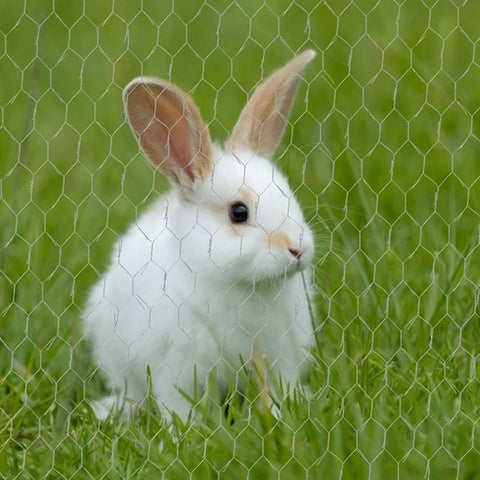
[84,50,317,422]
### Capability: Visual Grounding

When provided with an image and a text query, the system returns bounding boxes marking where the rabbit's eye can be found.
[229,202,249,224]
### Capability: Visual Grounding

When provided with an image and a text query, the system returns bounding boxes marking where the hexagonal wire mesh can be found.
[1,0,480,478]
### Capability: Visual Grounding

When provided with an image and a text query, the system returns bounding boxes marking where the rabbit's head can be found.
[123,51,316,284]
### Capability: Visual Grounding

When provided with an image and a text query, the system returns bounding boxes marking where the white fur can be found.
[84,150,315,420]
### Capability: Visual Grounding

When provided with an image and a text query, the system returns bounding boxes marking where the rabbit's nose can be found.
[288,248,302,260]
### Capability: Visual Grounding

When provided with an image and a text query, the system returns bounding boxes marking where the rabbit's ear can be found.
[229,50,315,157]
[124,79,213,188]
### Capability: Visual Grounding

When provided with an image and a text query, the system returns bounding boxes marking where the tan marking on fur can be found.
[227,225,243,238]
[229,50,315,157]
[239,187,255,205]
[268,232,291,251]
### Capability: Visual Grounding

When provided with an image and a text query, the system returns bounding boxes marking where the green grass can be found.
[2,0,480,478]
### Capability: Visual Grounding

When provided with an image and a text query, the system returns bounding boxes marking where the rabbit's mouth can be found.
[263,253,310,280]
[286,256,309,276]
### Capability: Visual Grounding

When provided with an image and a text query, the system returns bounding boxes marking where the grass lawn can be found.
[1,0,480,478]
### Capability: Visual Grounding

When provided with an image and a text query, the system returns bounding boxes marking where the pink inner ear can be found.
[153,93,196,180]
[127,83,196,182]
[229,50,315,157]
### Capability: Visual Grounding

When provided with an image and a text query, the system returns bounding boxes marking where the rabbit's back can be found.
[83,196,191,376]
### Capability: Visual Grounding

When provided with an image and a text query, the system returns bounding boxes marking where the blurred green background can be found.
[1,0,480,478]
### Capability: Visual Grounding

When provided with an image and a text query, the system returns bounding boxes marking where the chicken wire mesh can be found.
[1,0,480,478]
